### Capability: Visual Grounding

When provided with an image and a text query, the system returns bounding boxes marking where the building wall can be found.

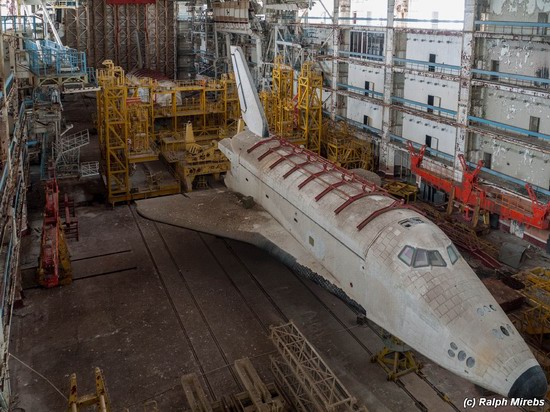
[347,63,384,95]
[405,33,462,66]
[482,39,550,77]
[483,91,550,134]
[489,0,550,19]
[346,96,383,130]
[475,137,550,189]
[402,75,459,112]
[402,115,457,154]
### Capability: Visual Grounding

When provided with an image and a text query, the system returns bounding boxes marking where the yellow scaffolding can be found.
[151,77,238,138]
[513,267,550,346]
[260,90,276,132]
[97,60,130,203]
[297,62,323,154]
[127,102,157,163]
[322,120,373,170]
[96,61,181,204]
[160,123,230,191]
[272,56,295,139]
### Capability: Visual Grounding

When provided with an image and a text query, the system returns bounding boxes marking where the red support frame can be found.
[407,142,550,230]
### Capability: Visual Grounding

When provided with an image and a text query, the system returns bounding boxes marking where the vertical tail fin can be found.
[230,46,269,138]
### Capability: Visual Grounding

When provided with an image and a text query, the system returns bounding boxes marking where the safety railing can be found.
[394,17,464,30]
[336,83,384,99]
[391,96,458,120]
[393,57,461,76]
[468,116,550,141]
[472,68,550,90]
[1,15,44,39]
[333,113,382,136]
[25,40,87,77]
[475,20,550,36]
[338,50,384,62]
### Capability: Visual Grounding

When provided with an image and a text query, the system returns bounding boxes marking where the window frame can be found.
[427,250,447,267]
[447,244,459,264]
[412,248,430,268]
[398,245,416,266]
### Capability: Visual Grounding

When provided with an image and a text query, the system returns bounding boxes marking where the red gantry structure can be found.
[408,142,550,230]
[37,178,72,288]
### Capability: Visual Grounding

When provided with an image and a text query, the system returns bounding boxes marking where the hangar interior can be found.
[1,0,550,410]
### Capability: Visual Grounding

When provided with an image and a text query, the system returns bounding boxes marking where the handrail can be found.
[391,96,458,117]
[336,83,384,98]
[472,68,550,86]
[468,116,550,141]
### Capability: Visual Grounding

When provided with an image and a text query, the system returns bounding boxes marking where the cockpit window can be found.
[413,249,429,268]
[447,244,459,264]
[427,250,447,267]
[399,246,449,268]
[398,246,415,266]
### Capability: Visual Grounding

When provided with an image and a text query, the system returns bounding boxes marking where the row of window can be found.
[398,244,459,268]
[349,31,384,59]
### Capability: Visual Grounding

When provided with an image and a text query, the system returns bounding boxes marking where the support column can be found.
[255,37,263,85]
[380,0,396,175]
[454,0,476,181]
[0,18,8,163]
[329,0,339,120]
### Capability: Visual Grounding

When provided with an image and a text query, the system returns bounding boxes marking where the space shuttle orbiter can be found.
[213,46,549,399]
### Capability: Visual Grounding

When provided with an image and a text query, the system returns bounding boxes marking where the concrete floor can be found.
[10,198,522,412]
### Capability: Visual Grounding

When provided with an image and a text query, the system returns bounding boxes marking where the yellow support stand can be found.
[297,62,323,154]
[67,367,111,412]
[58,228,72,286]
[371,336,422,381]
[97,60,130,204]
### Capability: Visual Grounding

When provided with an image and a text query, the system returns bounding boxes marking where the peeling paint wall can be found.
[490,0,550,19]
[402,33,461,114]
[484,90,550,134]
[399,33,461,154]
[483,39,550,78]
[475,136,550,189]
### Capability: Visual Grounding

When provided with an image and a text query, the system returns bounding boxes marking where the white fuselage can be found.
[219,131,546,399]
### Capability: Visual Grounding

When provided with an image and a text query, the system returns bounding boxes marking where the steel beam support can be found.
[65,1,175,76]
[380,0,396,175]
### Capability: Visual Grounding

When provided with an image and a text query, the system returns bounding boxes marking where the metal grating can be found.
[269,322,367,412]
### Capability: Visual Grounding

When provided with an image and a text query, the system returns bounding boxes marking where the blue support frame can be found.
[24,39,88,77]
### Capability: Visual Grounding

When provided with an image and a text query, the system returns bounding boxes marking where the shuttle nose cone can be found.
[508,365,547,399]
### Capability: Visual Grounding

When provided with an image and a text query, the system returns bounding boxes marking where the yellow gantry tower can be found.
[272,56,295,139]
[97,60,130,203]
[297,62,323,154]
